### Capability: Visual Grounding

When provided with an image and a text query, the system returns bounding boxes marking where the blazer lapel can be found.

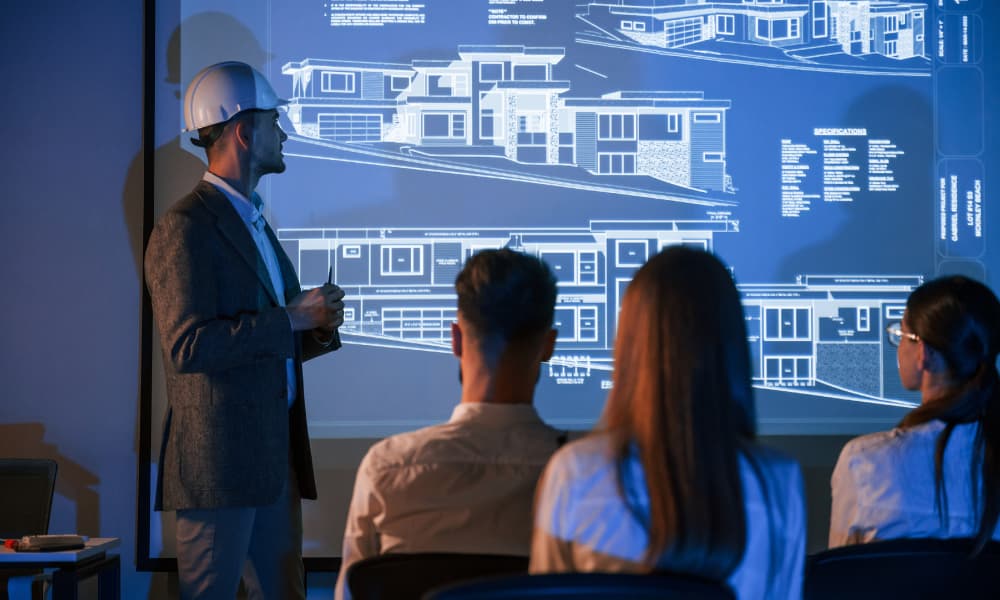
[194,181,281,305]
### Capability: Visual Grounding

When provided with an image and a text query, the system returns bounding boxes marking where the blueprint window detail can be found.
[765,357,812,385]
[717,15,735,36]
[514,64,548,81]
[429,74,468,97]
[758,18,799,41]
[765,307,811,342]
[481,109,495,139]
[621,20,646,32]
[857,307,871,332]
[480,62,503,82]
[886,16,899,34]
[693,113,720,124]
[703,152,724,163]
[343,245,362,258]
[321,71,354,93]
[344,308,356,322]
[380,245,424,276]
[885,306,906,321]
[423,113,465,139]
[616,240,648,268]
[518,113,546,145]
[598,114,636,140]
[813,1,828,38]
[390,76,410,92]
[598,153,636,174]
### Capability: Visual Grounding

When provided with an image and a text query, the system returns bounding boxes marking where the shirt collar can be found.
[203,171,263,228]
[449,402,545,428]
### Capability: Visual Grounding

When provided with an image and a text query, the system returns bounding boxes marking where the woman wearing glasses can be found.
[829,275,1000,552]
[530,247,806,599]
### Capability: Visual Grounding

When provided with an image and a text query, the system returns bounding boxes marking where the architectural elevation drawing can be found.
[577,0,930,76]
[278,223,920,409]
[280,45,736,205]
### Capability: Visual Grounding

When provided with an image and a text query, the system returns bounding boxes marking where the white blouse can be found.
[531,434,806,600]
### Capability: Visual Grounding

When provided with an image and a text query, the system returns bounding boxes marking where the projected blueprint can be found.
[280,45,736,203]
[168,0,991,437]
[577,1,931,76]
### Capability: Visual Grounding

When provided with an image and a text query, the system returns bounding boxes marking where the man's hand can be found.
[286,284,345,332]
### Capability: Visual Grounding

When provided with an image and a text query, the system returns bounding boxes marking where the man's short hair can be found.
[455,248,558,344]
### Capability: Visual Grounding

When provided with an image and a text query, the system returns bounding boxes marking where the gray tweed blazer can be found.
[145,180,339,511]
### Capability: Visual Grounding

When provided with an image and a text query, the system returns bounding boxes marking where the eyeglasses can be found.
[885,322,920,347]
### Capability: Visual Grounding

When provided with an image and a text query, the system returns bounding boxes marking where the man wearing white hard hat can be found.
[145,61,345,599]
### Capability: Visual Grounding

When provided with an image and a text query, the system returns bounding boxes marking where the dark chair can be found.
[805,537,1000,600]
[425,572,736,600]
[0,459,57,539]
[346,553,529,600]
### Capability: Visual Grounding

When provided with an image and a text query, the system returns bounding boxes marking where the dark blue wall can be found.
[0,1,163,596]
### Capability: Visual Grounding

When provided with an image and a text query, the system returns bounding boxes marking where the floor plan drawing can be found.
[576,0,930,76]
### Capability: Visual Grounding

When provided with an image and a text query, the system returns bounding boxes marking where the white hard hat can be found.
[183,61,287,132]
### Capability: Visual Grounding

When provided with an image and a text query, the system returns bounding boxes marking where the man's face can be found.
[248,109,287,176]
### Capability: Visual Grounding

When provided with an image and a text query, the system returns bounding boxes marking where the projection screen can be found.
[141,0,996,566]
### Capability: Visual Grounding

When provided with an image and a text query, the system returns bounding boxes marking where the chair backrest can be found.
[425,572,736,600]
[805,537,1000,600]
[0,458,57,539]
[346,553,529,600]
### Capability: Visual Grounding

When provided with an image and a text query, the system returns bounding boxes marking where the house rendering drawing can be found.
[577,0,929,75]
[281,45,735,194]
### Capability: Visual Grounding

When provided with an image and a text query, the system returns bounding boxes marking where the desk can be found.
[0,538,120,600]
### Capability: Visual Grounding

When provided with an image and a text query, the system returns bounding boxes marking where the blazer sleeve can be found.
[145,207,296,375]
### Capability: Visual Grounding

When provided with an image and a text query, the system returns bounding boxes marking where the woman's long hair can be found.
[898,275,1000,554]
[602,246,758,579]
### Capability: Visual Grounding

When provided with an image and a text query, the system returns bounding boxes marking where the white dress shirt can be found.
[203,172,296,407]
[335,402,563,600]
[830,419,999,547]
[531,434,806,600]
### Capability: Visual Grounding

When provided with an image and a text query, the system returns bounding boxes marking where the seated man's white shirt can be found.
[530,434,806,600]
[830,419,1000,547]
[335,402,562,600]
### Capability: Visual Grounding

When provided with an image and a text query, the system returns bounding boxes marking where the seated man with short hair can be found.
[335,248,564,600]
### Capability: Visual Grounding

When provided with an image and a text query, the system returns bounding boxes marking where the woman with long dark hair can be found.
[830,275,1000,551]
[530,246,806,599]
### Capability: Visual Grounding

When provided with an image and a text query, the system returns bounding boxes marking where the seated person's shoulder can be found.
[360,426,436,473]
[838,421,942,470]
[546,433,618,482]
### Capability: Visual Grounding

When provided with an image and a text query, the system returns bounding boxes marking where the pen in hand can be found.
[327,265,333,287]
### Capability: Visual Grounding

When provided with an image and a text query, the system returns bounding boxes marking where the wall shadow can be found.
[0,423,100,536]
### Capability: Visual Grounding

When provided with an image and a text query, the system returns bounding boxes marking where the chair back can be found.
[0,458,57,539]
[346,552,529,600]
[425,572,736,600]
[805,537,1000,600]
